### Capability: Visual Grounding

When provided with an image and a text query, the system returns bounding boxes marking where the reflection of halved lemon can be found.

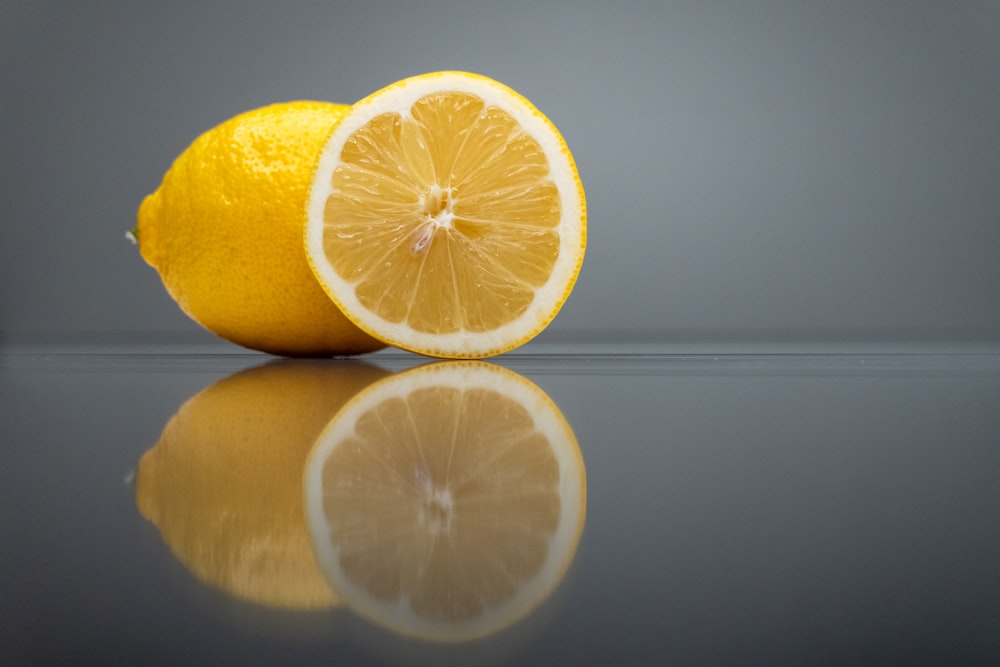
[135,359,388,610]
[305,71,587,359]
[304,361,586,642]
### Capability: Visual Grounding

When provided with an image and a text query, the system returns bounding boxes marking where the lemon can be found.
[136,102,385,356]
[135,359,389,610]
[305,72,586,359]
[304,361,586,641]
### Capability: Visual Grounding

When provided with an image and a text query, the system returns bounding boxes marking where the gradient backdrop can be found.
[2,1,999,348]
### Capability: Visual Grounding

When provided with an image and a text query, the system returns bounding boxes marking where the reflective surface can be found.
[3,348,1000,665]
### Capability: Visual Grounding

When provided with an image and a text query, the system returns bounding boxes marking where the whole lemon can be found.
[135,358,390,610]
[136,102,385,356]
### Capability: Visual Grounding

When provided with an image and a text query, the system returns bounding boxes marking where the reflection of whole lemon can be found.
[135,359,389,610]
[135,102,385,356]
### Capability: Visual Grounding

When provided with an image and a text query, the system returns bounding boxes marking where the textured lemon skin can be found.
[135,359,390,610]
[137,102,385,356]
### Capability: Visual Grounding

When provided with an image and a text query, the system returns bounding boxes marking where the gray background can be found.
[2,1,999,349]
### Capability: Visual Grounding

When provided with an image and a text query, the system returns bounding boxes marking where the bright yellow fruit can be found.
[304,361,586,641]
[136,102,385,356]
[305,72,587,359]
[135,359,389,610]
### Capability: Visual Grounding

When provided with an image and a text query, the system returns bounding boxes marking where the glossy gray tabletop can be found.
[3,346,999,666]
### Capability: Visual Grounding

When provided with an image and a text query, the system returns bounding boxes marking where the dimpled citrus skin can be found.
[137,102,385,356]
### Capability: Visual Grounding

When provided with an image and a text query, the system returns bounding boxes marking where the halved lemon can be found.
[304,361,586,642]
[305,71,586,359]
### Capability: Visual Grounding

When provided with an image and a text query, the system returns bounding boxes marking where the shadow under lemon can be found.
[304,361,587,643]
[135,358,390,611]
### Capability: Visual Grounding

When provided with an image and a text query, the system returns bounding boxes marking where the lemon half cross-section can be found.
[305,71,587,359]
[304,361,587,642]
